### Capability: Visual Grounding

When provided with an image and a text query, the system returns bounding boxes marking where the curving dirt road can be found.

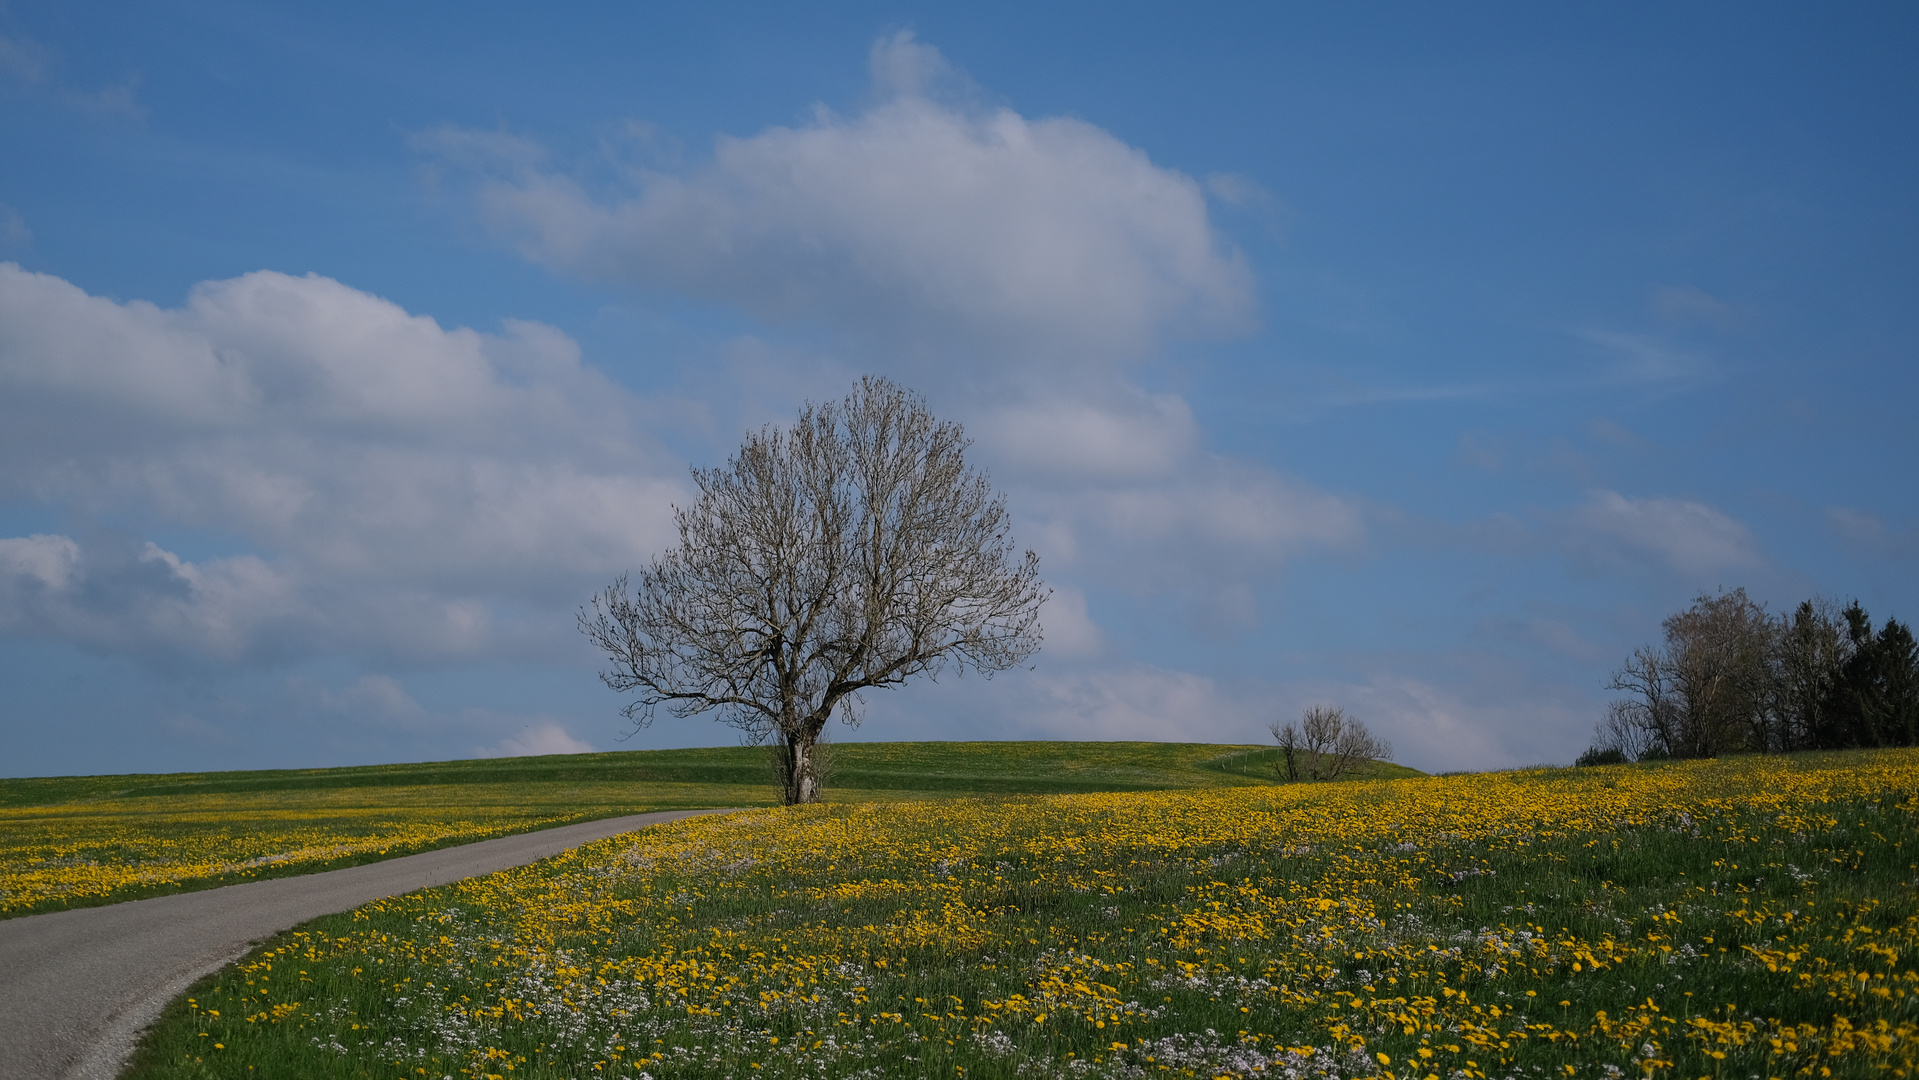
[0,808,740,1080]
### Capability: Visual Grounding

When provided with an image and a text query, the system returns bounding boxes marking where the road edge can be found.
[74,807,746,1080]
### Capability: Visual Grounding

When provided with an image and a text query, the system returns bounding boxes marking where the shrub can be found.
[1574,745,1629,767]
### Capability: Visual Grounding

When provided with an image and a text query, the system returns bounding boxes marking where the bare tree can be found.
[580,377,1048,805]
[1271,705,1392,781]
[1604,588,1779,759]
[1602,644,1681,760]
[1663,587,1777,755]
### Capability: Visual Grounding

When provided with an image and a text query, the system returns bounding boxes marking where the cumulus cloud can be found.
[327,674,426,719]
[0,36,1354,761]
[1338,674,1585,773]
[980,391,1199,483]
[412,33,1349,641]
[1024,457,1364,633]
[865,29,969,101]
[0,531,305,662]
[850,649,1595,772]
[425,32,1252,367]
[474,720,598,758]
[968,388,1360,630]
[1037,585,1103,659]
[1082,464,1360,558]
[0,263,684,663]
[1563,489,1763,579]
[1020,665,1260,743]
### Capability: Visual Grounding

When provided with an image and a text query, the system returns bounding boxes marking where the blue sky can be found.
[2,2,1915,777]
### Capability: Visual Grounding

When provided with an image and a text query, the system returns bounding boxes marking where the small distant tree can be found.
[581,377,1048,805]
[1271,705,1392,781]
[1574,745,1629,767]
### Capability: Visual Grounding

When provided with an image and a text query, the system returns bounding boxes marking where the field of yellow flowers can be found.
[0,741,1332,919]
[0,780,767,917]
[134,751,1919,1079]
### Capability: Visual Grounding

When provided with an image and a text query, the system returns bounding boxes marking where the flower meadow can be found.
[136,752,1919,1079]
[1,741,1290,919]
[0,781,767,917]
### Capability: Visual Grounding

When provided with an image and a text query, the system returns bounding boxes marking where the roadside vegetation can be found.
[131,749,1918,1079]
[2,741,1372,918]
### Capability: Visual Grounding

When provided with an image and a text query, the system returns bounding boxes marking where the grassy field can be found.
[129,749,1919,1080]
[1,741,1398,918]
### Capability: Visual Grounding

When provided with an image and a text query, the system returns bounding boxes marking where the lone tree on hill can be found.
[1271,705,1392,781]
[581,377,1048,805]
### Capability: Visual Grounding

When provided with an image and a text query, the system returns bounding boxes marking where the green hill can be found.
[0,740,1422,807]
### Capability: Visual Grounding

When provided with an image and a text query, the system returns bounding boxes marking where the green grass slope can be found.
[0,740,1422,808]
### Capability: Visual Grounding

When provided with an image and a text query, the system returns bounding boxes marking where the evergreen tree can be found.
[1778,598,1850,751]
[1864,618,1919,746]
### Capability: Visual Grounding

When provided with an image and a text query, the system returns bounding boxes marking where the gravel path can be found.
[0,808,740,1080]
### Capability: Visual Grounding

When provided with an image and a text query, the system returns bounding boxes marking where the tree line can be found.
[1584,588,1919,764]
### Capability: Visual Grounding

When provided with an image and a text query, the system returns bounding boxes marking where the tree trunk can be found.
[782,732,823,805]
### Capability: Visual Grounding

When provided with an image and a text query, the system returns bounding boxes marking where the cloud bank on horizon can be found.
[1,13,1913,775]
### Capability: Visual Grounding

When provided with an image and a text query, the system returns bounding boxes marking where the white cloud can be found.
[1564,489,1763,579]
[0,533,77,590]
[1037,585,1103,659]
[475,720,598,758]
[865,29,967,101]
[1020,665,1262,744]
[0,263,684,663]
[1034,458,1364,616]
[327,674,426,719]
[0,261,1350,676]
[981,437,1363,637]
[845,650,1593,773]
[1085,465,1360,555]
[1340,675,1578,773]
[981,391,1198,482]
[970,392,1358,631]
[1251,668,1597,775]
[430,33,1252,368]
[0,532,305,662]
[0,34,1359,770]
[416,34,1347,635]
